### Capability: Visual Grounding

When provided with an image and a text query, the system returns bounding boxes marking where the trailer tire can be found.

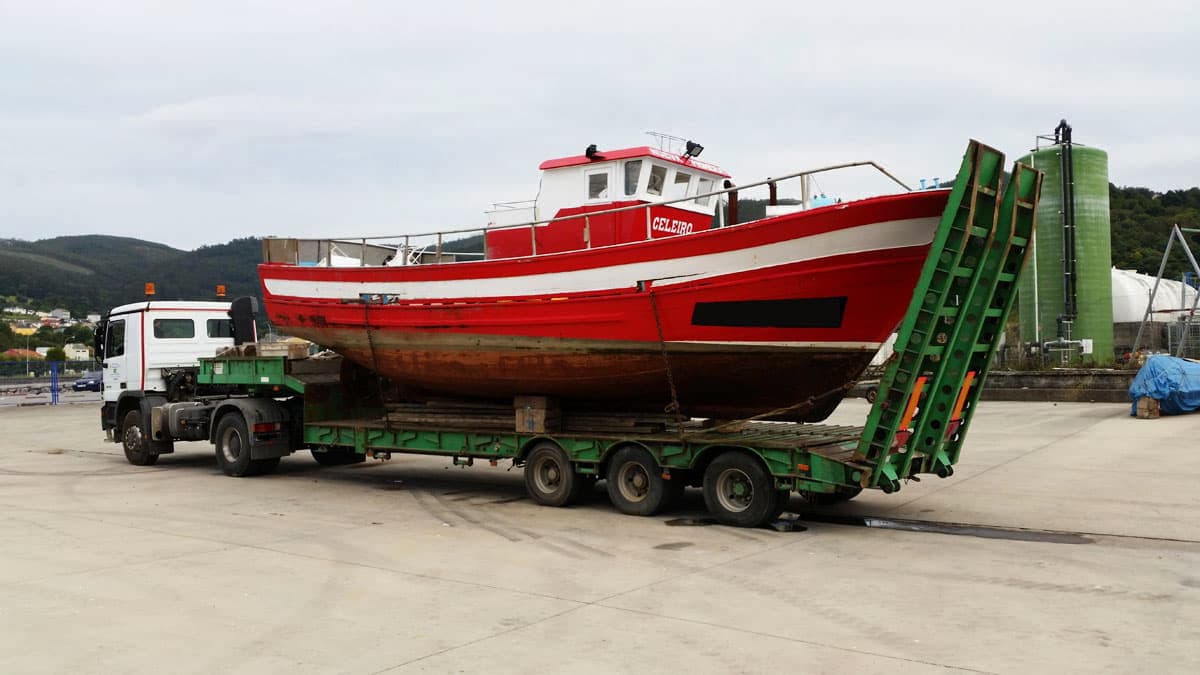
[702,452,780,528]
[524,442,581,507]
[606,446,669,516]
[800,486,863,505]
[121,409,158,466]
[214,413,279,477]
[311,448,366,466]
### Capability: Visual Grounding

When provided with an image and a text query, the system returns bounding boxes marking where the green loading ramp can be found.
[855,141,1044,492]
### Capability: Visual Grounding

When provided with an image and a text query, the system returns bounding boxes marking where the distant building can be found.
[63,343,91,360]
[3,306,34,315]
[35,347,50,357]
[49,308,71,320]
[86,313,101,324]
[9,324,37,336]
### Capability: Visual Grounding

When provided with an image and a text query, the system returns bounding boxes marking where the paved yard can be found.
[0,400,1196,673]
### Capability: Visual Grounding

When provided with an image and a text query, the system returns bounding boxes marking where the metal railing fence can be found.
[262,160,914,268]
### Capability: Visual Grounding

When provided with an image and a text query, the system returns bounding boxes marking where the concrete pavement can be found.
[0,400,1197,674]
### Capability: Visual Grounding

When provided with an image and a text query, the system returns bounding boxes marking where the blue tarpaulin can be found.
[1128,355,1200,415]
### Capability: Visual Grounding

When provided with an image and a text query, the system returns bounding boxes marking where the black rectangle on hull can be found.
[690,297,846,328]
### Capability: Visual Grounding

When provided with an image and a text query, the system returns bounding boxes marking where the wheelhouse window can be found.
[646,165,667,196]
[695,178,714,206]
[587,172,609,199]
[153,318,195,339]
[207,318,234,338]
[623,160,642,196]
[669,171,692,199]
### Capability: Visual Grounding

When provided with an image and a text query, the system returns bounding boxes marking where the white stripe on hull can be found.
[264,217,936,301]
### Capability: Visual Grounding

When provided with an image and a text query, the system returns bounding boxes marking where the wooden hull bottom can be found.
[286,329,878,422]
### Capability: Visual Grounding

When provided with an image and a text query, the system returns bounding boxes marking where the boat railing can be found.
[262,160,913,267]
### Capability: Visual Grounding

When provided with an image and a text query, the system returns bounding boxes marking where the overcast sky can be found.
[1,1,1196,250]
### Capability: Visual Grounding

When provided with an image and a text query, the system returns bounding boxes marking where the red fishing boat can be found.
[259,138,949,421]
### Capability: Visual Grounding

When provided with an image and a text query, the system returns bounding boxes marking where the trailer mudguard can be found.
[210,398,295,460]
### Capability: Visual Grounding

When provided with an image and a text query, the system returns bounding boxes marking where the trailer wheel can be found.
[524,443,581,507]
[800,486,863,505]
[121,409,158,466]
[214,413,280,477]
[702,452,780,528]
[311,448,366,466]
[606,446,670,516]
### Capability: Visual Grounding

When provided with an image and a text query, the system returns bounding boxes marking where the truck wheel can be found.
[524,442,581,507]
[214,413,279,477]
[121,409,159,466]
[702,452,780,528]
[606,446,669,516]
[311,448,366,466]
[800,486,863,505]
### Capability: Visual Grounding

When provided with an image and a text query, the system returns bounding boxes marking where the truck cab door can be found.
[101,318,128,403]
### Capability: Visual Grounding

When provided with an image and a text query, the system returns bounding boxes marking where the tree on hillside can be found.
[45,346,66,362]
[32,325,64,348]
[62,324,93,345]
[0,322,14,351]
[1110,186,1200,278]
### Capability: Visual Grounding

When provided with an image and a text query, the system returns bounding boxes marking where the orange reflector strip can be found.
[898,376,926,430]
[796,464,810,472]
[951,371,976,420]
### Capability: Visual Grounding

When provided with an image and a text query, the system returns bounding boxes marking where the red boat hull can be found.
[260,191,947,421]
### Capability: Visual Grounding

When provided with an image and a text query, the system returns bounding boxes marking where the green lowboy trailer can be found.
[107,140,1042,528]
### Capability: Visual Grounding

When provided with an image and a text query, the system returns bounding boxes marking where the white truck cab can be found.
[96,299,262,454]
[96,296,304,472]
[99,301,236,403]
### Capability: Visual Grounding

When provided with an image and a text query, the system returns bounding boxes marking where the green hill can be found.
[1110,187,1200,278]
[0,235,261,317]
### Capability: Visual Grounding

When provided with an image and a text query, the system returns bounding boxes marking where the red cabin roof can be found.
[538,146,730,178]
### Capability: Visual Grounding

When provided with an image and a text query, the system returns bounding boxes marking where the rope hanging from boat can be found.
[702,380,857,435]
[362,299,391,430]
[647,289,687,444]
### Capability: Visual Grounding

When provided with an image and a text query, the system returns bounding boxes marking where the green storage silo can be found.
[1016,121,1114,362]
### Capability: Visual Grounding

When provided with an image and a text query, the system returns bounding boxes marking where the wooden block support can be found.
[514,396,561,433]
[258,342,310,359]
[1135,397,1160,420]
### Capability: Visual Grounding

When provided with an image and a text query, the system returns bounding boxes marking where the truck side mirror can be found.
[229,297,260,345]
[94,318,108,360]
